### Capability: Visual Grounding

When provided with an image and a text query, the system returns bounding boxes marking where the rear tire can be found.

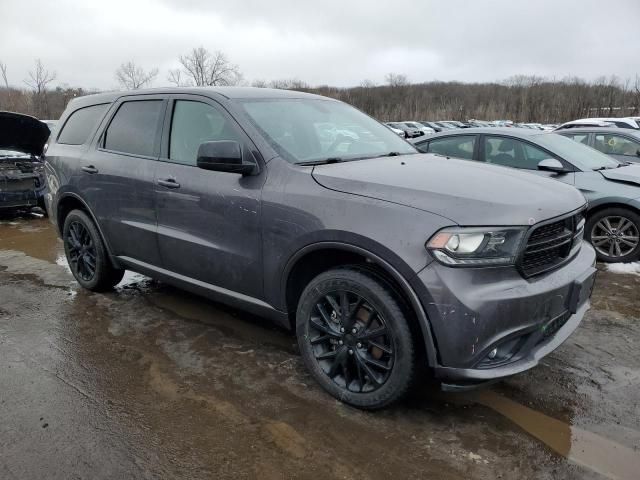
[585,208,640,263]
[296,267,416,410]
[63,209,125,291]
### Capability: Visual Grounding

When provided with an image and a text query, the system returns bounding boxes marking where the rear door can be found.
[79,95,166,266]
[154,94,264,298]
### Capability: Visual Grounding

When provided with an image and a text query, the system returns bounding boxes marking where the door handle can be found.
[157,178,181,189]
[81,165,99,174]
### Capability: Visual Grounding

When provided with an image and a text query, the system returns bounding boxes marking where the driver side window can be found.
[169,100,243,166]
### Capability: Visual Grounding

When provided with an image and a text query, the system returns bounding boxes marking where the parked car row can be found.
[410,126,640,262]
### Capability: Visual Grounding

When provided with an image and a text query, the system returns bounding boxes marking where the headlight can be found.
[426,227,526,266]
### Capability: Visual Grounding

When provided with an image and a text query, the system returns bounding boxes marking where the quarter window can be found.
[484,136,552,170]
[594,134,640,157]
[103,100,163,157]
[169,100,243,166]
[57,104,108,145]
[426,136,476,160]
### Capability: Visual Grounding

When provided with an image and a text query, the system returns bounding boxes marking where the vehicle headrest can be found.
[497,139,516,152]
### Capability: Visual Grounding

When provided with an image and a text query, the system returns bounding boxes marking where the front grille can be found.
[520,211,584,277]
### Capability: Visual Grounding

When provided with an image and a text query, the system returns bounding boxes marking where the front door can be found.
[154,95,264,298]
[480,135,576,185]
[79,97,166,266]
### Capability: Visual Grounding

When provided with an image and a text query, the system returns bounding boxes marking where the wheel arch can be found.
[282,241,438,367]
[55,193,118,264]
[586,199,640,218]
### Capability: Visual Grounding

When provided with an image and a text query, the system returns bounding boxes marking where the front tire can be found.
[63,209,125,291]
[296,267,416,410]
[586,208,640,262]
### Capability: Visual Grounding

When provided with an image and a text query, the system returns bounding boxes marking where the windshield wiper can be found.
[592,166,611,171]
[297,152,408,166]
[297,157,346,166]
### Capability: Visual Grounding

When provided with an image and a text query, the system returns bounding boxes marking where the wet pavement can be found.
[1,215,639,479]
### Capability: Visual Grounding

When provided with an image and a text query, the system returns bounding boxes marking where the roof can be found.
[410,127,549,143]
[553,127,640,138]
[67,86,331,110]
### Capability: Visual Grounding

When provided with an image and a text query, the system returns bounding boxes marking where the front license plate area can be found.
[568,267,597,314]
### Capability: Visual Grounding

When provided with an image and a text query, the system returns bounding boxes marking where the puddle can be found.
[0,217,61,263]
[475,390,640,480]
[0,217,150,289]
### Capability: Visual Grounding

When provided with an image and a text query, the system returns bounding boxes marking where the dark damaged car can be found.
[45,88,596,409]
[0,111,50,212]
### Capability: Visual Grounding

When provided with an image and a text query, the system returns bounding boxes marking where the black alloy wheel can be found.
[309,290,395,393]
[297,267,416,410]
[66,220,97,281]
[62,209,125,291]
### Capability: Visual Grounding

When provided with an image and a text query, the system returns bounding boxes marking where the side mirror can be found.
[196,141,257,175]
[636,149,640,157]
[538,158,568,173]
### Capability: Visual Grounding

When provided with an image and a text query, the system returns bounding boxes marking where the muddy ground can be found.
[0,215,639,480]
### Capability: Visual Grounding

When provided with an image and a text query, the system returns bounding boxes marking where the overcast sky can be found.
[1,0,639,90]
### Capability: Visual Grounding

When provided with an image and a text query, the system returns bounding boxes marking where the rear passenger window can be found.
[427,136,476,160]
[103,100,163,157]
[57,104,108,145]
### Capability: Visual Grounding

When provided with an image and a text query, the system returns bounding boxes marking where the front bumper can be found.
[415,241,596,384]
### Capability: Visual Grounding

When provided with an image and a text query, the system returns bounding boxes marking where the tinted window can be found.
[427,136,475,159]
[594,134,640,157]
[169,101,244,166]
[57,104,108,145]
[104,100,163,157]
[564,133,590,145]
[484,136,552,170]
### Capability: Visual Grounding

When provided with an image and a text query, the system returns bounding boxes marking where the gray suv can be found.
[45,88,596,409]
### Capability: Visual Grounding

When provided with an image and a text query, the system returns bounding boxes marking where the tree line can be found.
[1,50,639,123]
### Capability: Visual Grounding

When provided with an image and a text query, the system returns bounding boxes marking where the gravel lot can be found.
[1,215,639,479]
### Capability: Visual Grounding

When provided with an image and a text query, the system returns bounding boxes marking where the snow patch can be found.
[606,262,640,276]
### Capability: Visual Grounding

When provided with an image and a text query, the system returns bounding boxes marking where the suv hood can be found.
[599,164,640,186]
[311,154,586,226]
[0,111,50,157]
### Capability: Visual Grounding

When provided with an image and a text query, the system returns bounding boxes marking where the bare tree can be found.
[385,73,408,87]
[115,61,158,90]
[177,47,242,87]
[24,59,56,94]
[0,61,8,88]
[23,59,57,118]
[251,79,268,88]
[167,68,189,87]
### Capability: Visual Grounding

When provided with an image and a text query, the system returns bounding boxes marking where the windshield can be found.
[535,133,620,170]
[239,99,416,164]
